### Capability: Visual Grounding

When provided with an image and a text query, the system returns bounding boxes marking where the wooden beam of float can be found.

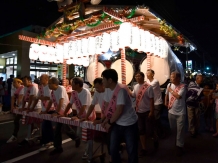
[18,35,56,46]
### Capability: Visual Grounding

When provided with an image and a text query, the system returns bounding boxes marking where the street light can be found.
[206,67,209,70]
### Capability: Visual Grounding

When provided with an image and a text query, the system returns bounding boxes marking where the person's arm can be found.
[11,96,15,111]
[168,87,181,99]
[109,104,124,123]
[148,98,154,118]
[78,105,87,117]
[30,98,39,110]
[27,95,35,111]
[45,100,52,113]
[64,103,72,116]
[84,105,95,120]
[57,98,64,113]
[17,94,24,108]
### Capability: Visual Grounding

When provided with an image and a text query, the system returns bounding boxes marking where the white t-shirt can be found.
[51,85,70,113]
[38,85,52,112]
[147,79,163,105]
[11,86,24,108]
[83,83,90,89]
[91,91,105,109]
[24,84,41,109]
[165,83,186,115]
[70,88,91,114]
[132,83,154,113]
[11,85,16,96]
[104,84,138,126]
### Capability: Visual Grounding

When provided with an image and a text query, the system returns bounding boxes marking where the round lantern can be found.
[130,26,140,50]
[29,43,39,60]
[101,32,110,53]
[118,22,132,48]
[88,37,96,56]
[110,31,119,52]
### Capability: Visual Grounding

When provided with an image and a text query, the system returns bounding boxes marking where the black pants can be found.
[12,114,22,137]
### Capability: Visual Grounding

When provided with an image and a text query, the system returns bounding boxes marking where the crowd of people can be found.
[4,69,218,163]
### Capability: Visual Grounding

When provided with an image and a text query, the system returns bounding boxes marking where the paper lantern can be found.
[157,37,162,58]
[76,40,82,58]
[81,38,89,57]
[88,37,96,56]
[47,46,56,62]
[110,31,119,52]
[63,42,70,60]
[149,34,155,54]
[66,59,74,65]
[29,43,39,60]
[38,45,48,62]
[101,33,110,53]
[118,22,132,48]
[161,39,168,58]
[95,36,103,54]
[55,44,64,63]
[90,0,102,5]
[144,31,151,53]
[130,26,140,50]
[154,36,159,57]
[138,29,146,53]
[69,41,76,59]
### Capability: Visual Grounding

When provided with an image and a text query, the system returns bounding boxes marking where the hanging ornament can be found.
[69,41,76,59]
[138,29,146,53]
[82,57,90,67]
[144,31,151,53]
[55,44,64,63]
[95,35,103,54]
[76,40,82,58]
[47,46,56,63]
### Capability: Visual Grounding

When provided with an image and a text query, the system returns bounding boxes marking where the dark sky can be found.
[0,0,218,71]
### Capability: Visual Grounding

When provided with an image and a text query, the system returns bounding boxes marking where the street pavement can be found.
[0,108,218,163]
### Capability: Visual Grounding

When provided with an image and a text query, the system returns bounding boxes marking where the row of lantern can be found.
[29,22,169,65]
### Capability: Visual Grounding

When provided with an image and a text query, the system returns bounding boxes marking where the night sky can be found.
[0,0,218,71]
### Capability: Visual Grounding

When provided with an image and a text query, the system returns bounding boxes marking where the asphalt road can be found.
[0,108,218,163]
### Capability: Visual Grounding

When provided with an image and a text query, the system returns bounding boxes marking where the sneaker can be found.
[31,128,39,135]
[7,135,17,143]
[49,148,63,155]
[18,139,29,146]
[75,137,80,148]
[39,142,53,152]
[82,152,88,160]
[138,149,147,158]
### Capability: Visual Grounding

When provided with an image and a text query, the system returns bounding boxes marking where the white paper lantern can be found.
[130,26,140,50]
[144,31,151,53]
[63,42,70,60]
[119,22,132,48]
[101,33,110,53]
[95,36,103,54]
[110,31,119,52]
[138,29,146,53]
[161,39,168,58]
[69,41,76,59]
[90,0,102,5]
[76,40,82,58]
[66,59,74,65]
[38,45,48,62]
[157,37,162,58]
[81,38,89,57]
[149,34,155,54]
[55,44,64,63]
[154,36,160,57]
[82,57,90,67]
[47,46,56,62]
[29,43,39,60]
[88,37,96,56]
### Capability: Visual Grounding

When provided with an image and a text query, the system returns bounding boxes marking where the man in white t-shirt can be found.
[130,71,157,157]
[31,74,54,151]
[146,69,165,137]
[64,77,93,159]
[48,77,70,155]
[165,71,186,156]
[18,76,42,146]
[101,69,138,163]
